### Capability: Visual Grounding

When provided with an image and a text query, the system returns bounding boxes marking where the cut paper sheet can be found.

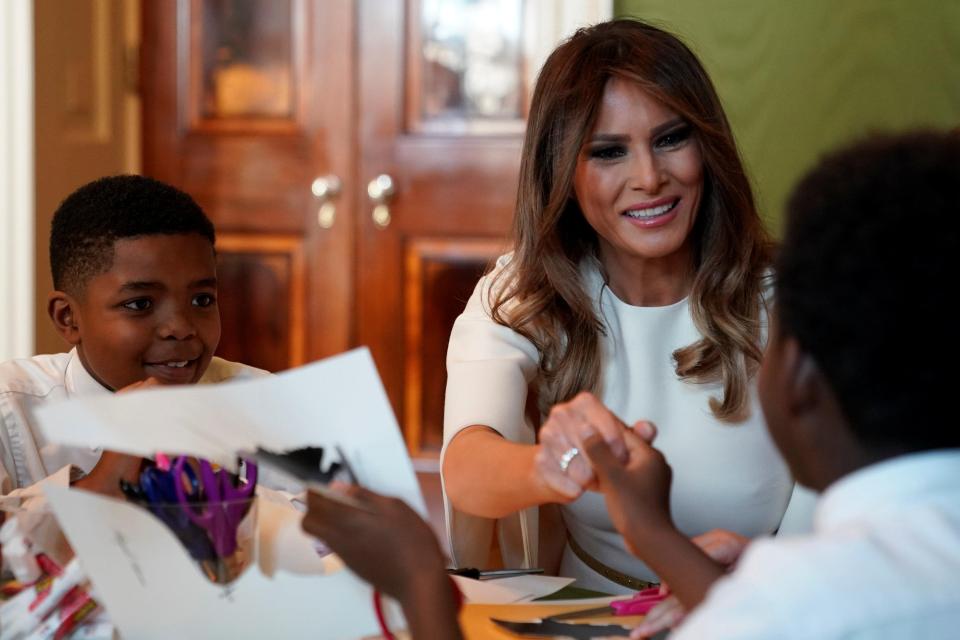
[44,486,406,640]
[34,348,425,515]
[452,574,576,604]
[0,464,71,513]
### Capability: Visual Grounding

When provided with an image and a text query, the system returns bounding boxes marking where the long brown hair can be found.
[490,19,773,422]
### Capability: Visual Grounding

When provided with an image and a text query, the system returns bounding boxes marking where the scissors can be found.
[172,456,258,558]
[138,465,217,562]
[490,618,669,639]
[545,586,666,621]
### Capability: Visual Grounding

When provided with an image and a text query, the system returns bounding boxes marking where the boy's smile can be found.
[62,233,221,390]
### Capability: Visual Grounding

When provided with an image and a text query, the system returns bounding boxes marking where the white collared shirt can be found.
[674,449,960,639]
[0,349,267,497]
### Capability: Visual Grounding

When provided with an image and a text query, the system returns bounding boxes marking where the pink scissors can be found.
[547,586,667,620]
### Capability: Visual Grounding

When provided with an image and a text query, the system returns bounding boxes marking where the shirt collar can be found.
[64,348,114,398]
[815,448,960,531]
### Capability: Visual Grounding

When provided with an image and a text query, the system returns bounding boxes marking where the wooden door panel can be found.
[403,239,507,459]
[181,141,316,232]
[188,0,301,125]
[216,233,306,372]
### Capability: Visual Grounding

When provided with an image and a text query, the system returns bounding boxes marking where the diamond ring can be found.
[558,447,580,473]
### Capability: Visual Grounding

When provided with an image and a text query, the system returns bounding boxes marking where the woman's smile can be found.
[622,196,681,226]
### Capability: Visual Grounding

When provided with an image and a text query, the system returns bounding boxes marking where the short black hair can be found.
[776,131,959,452]
[50,175,215,294]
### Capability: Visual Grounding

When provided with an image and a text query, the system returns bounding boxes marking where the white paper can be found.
[34,348,425,515]
[490,575,577,602]
[0,464,71,513]
[452,574,576,604]
[44,486,403,640]
[34,348,423,638]
[256,488,327,576]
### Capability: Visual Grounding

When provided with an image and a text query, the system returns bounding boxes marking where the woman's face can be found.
[573,78,704,272]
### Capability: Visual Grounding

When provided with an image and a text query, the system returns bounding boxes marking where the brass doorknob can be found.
[312,174,342,229]
[367,174,395,229]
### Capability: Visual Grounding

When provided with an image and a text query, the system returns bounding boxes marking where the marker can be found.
[446,567,545,580]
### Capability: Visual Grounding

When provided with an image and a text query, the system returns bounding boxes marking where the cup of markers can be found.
[120,455,258,585]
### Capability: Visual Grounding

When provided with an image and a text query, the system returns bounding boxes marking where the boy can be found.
[0,174,265,501]
[584,131,960,638]
[303,131,959,639]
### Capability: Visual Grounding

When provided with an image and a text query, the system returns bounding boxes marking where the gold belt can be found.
[567,533,658,591]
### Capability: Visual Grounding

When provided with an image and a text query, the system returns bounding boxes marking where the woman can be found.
[442,19,794,593]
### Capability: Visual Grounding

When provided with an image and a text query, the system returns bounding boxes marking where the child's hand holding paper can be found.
[301,486,463,640]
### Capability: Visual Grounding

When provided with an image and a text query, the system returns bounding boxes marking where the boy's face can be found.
[53,233,221,390]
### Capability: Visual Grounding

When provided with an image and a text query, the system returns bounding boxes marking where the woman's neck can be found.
[598,244,694,307]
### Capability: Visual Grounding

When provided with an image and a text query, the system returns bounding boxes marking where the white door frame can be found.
[0,0,35,360]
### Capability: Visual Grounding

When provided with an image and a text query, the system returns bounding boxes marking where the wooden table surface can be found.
[460,602,645,639]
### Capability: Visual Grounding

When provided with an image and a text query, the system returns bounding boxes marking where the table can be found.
[460,601,646,639]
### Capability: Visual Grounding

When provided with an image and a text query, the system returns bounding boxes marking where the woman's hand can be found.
[536,392,655,501]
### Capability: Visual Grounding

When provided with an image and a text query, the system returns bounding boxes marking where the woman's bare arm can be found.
[442,426,576,518]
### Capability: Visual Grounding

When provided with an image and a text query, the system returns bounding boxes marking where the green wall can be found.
[614,0,960,233]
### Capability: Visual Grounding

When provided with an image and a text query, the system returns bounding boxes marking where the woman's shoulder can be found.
[468,252,519,315]
[448,251,540,366]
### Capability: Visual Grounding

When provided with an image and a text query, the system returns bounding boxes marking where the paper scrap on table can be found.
[34,347,424,514]
[44,486,404,640]
[453,574,576,604]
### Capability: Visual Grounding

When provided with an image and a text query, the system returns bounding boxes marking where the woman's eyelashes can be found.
[654,125,692,150]
[586,126,692,161]
[588,143,628,160]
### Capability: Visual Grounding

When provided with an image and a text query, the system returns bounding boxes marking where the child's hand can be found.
[73,450,143,497]
[631,594,686,638]
[630,529,751,638]
[116,376,162,393]
[581,429,673,555]
[301,486,447,605]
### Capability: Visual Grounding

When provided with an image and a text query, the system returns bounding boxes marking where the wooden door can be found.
[355,0,525,463]
[142,0,355,372]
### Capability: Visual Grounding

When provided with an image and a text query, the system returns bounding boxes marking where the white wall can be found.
[0,0,35,360]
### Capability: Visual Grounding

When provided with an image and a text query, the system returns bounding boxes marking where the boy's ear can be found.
[782,336,827,417]
[48,291,82,346]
